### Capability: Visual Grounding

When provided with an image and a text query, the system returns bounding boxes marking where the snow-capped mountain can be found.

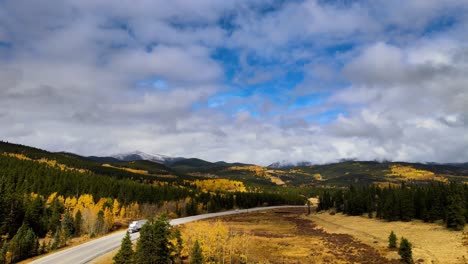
[111,151,183,164]
[267,160,313,169]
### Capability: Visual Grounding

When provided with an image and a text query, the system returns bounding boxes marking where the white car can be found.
[128,220,147,233]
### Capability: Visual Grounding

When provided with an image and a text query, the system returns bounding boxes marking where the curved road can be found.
[31,206,303,264]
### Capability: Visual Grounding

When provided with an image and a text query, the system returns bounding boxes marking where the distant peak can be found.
[111,150,182,165]
[267,160,313,169]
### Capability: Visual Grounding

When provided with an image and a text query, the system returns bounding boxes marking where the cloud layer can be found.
[1,0,467,165]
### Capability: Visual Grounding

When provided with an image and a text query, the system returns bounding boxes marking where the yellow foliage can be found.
[112,199,121,217]
[64,196,77,210]
[387,165,447,182]
[76,194,95,212]
[46,192,58,204]
[228,166,289,186]
[104,207,114,230]
[2,153,31,160]
[192,179,246,192]
[313,174,322,181]
[119,207,126,219]
[181,221,251,263]
[102,163,149,175]
[2,152,87,173]
[270,176,285,185]
[229,166,268,178]
[30,192,40,199]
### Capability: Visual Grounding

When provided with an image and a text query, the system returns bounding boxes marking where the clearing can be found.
[309,211,468,264]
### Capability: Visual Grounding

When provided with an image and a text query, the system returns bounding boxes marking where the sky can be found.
[0,0,467,165]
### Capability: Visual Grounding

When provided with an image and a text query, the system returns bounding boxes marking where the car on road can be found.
[128,220,147,233]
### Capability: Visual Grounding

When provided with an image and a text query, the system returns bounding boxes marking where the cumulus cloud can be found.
[1,0,468,165]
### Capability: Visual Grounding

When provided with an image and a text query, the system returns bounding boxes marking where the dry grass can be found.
[309,212,468,264]
[184,208,396,264]
[71,209,468,264]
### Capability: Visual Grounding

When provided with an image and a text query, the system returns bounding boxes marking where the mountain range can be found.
[109,150,184,165]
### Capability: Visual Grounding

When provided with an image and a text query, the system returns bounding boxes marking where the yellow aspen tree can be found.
[119,206,126,219]
[104,207,114,232]
[112,199,120,218]
[64,196,77,210]
[46,192,58,204]
[77,194,95,210]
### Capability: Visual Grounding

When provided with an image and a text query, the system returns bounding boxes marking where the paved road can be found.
[31,206,303,264]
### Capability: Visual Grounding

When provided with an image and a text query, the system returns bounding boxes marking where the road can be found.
[30,206,303,264]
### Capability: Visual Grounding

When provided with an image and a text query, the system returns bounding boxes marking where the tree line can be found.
[318,181,467,230]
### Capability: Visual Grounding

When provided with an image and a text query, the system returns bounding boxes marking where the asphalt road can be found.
[30,205,303,264]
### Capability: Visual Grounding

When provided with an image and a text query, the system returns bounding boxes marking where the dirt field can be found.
[309,211,468,264]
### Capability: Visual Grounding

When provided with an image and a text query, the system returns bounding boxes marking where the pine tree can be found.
[113,231,134,264]
[446,194,466,230]
[398,237,413,264]
[7,223,39,262]
[388,231,397,249]
[190,240,204,264]
[135,215,173,264]
[62,210,75,241]
[74,210,83,236]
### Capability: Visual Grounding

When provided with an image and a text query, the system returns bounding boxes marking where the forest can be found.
[318,182,468,230]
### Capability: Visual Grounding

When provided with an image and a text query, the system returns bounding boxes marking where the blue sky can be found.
[0,0,467,165]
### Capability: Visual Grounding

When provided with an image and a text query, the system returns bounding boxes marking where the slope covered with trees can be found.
[0,141,304,263]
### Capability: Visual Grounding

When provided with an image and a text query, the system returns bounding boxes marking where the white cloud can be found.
[0,0,468,165]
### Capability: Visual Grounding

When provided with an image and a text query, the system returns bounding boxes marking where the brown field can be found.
[309,212,468,264]
[202,208,398,264]
[92,208,468,264]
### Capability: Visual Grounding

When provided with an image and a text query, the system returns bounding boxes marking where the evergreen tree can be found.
[62,210,75,241]
[446,194,466,230]
[7,223,39,262]
[113,231,134,264]
[51,228,60,250]
[74,210,83,236]
[135,215,173,264]
[388,231,397,249]
[190,240,204,264]
[398,237,413,264]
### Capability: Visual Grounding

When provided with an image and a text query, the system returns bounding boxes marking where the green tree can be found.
[74,210,83,236]
[388,231,397,249]
[398,237,413,264]
[190,240,204,264]
[113,231,134,264]
[62,210,75,240]
[446,194,466,230]
[7,223,39,262]
[135,215,173,264]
